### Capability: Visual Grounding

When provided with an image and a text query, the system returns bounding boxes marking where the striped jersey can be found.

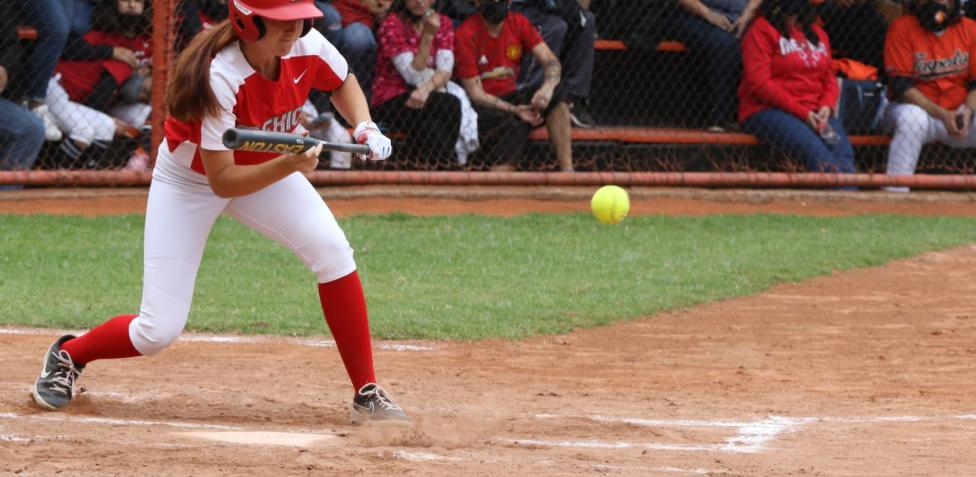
[160,29,348,175]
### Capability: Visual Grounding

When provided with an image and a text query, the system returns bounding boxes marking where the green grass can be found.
[2,213,975,340]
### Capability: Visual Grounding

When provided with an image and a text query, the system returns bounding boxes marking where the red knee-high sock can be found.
[61,314,142,366]
[318,271,376,391]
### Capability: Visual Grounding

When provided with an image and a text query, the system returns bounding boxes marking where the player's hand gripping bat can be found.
[222,128,370,155]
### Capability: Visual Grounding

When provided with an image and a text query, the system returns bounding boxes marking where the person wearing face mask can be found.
[372,0,478,166]
[738,0,857,175]
[455,0,574,172]
[881,0,976,191]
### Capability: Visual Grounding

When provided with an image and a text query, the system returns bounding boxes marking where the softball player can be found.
[31,0,408,424]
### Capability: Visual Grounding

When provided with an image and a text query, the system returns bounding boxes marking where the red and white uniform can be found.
[134,29,356,356]
[159,28,347,175]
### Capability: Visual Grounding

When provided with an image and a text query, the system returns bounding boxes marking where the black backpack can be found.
[837,79,886,134]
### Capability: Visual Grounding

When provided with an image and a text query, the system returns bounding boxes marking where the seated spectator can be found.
[314,0,392,96]
[738,0,857,174]
[818,0,889,74]
[668,0,760,132]
[45,0,153,163]
[15,0,71,142]
[1,18,45,187]
[373,0,476,165]
[456,0,574,172]
[883,0,976,191]
[512,0,598,128]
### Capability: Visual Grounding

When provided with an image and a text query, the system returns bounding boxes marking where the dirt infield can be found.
[2,187,975,476]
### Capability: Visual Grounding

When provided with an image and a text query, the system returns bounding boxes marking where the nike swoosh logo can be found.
[293,69,308,84]
[40,366,53,379]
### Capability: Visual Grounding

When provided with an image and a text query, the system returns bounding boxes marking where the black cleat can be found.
[32,335,84,411]
[351,383,409,425]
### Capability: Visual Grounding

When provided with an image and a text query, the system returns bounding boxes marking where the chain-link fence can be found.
[3,0,976,180]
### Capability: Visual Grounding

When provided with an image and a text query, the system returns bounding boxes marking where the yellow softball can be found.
[590,185,630,224]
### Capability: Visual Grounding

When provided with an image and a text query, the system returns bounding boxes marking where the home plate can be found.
[176,431,339,447]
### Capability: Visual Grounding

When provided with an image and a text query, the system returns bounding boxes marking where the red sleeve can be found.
[740,19,811,119]
[102,60,134,85]
[432,14,455,53]
[454,22,479,80]
[515,13,543,51]
[884,18,916,79]
[817,27,840,110]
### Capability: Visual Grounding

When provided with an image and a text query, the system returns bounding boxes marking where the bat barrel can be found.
[222,128,371,156]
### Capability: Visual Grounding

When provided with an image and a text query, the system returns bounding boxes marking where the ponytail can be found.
[166,21,237,122]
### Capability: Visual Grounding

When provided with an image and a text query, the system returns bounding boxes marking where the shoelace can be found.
[48,350,81,396]
[361,386,402,412]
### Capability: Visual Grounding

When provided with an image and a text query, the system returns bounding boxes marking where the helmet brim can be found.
[242,1,323,21]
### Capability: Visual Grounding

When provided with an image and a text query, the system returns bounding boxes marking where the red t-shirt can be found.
[738,16,838,122]
[55,30,152,103]
[372,12,454,106]
[885,15,976,110]
[455,12,543,97]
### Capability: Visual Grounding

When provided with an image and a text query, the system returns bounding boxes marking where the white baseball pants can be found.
[128,155,356,356]
[883,102,976,192]
[45,76,116,146]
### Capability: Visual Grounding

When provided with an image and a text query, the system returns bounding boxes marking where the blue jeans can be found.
[0,99,45,190]
[21,0,70,102]
[65,0,95,35]
[669,10,741,127]
[315,2,377,97]
[743,108,857,173]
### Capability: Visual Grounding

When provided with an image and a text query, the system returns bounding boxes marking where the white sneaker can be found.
[31,104,63,141]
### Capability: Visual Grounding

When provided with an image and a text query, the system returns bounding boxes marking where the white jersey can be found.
[157,29,347,177]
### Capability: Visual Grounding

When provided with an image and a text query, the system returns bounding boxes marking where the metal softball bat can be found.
[222,128,370,155]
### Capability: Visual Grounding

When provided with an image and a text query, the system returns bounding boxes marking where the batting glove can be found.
[353,121,392,161]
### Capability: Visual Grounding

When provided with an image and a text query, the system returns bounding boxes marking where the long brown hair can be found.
[166,21,238,122]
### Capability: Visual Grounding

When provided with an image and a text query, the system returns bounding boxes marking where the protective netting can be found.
[2,0,976,180]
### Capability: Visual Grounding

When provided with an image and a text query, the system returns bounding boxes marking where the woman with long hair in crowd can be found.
[738,0,857,174]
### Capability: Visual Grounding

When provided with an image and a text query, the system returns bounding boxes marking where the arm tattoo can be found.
[543,59,561,83]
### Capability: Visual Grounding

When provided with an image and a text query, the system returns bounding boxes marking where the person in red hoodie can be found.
[738,0,856,173]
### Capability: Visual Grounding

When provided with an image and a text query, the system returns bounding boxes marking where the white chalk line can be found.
[524,413,976,454]
[0,326,433,351]
[0,411,244,431]
[0,411,338,437]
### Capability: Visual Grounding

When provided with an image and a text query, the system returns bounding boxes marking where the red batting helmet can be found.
[228,0,323,43]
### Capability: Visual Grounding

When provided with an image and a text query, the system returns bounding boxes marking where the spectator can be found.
[314,0,392,96]
[45,0,153,162]
[0,14,46,187]
[818,0,889,73]
[373,0,477,165]
[882,0,976,191]
[668,0,760,132]
[16,0,71,142]
[512,0,598,128]
[738,0,857,174]
[456,0,574,171]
